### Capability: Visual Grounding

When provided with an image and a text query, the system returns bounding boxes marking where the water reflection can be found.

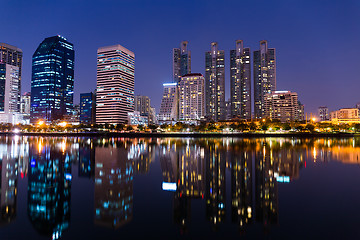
[0,136,360,238]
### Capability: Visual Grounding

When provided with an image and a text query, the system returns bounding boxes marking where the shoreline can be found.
[0,131,357,138]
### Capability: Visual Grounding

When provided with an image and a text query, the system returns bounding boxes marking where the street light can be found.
[38,120,44,126]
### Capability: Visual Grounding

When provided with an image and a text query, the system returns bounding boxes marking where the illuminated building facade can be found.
[254,40,276,119]
[173,41,191,83]
[0,43,23,112]
[263,91,300,122]
[94,146,133,228]
[178,73,205,121]
[0,63,20,113]
[134,95,156,124]
[159,83,178,122]
[30,36,74,123]
[80,92,96,124]
[20,92,31,114]
[205,42,225,121]
[96,44,135,124]
[230,40,251,119]
[330,108,359,120]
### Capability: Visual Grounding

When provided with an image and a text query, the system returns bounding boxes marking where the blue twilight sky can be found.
[1,0,360,114]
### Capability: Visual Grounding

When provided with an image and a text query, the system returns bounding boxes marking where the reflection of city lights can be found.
[59,121,67,127]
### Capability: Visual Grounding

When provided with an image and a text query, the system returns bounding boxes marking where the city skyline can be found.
[1,0,359,115]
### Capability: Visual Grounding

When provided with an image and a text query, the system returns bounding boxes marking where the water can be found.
[0,136,360,239]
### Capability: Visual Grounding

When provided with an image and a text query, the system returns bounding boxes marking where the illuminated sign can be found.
[163,83,177,87]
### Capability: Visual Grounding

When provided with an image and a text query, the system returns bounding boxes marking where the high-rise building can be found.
[0,63,20,113]
[173,41,191,83]
[254,40,276,119]
[0,43,23,112]
[263,91,300,122]
[159,83,178,122]
[230,40,251,119]
[205,42,225,121]
[20,92,31,114]
[318,106,329,121]
[30,36,74,123]
[178,73,205,121]
[96,45,135,124]
[80,92,96,124]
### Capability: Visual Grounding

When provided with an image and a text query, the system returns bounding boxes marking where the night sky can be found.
[2,0,359,114]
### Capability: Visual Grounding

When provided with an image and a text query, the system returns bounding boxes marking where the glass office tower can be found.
[30,35,74,123]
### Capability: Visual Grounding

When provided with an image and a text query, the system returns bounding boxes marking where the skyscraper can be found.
[230,40,251,119]
[254,40,276,119]
[178,73,205,121]
[0,43,23,112]
[30,36,74,123]
[173,41,191,83]
[205,42,225,121]
[96,44,135,124]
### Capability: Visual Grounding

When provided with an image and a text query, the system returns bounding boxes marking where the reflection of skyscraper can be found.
[255,146,278,229]
[79,139,95,178]
[0,139,19,224]
[231,151,252,231]
[159,142,178,185]
[27,138,71,239]
[205,142,226,229]
[178,144,205,198]
[94,145,133,228]
[130,141,154,175]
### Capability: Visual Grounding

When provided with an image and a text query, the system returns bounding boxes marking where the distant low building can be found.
[128,111,148,126]
[80,92,96,124]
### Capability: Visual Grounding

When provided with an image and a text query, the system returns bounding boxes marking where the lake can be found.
[0,136,360,239]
